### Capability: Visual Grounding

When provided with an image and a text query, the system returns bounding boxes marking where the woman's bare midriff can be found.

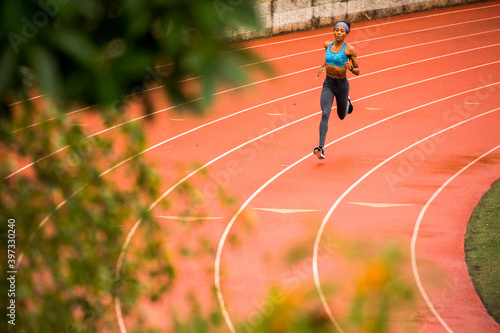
[326,65,347,79]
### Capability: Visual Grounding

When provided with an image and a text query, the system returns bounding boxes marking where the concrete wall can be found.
[228,0,488,40]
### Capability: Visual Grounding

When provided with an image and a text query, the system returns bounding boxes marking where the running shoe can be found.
[313,146,325,159]
[348,97,353,114]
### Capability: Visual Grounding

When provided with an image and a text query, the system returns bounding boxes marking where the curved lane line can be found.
[411,144,500,332]
[313,108,500,331]
[213,83,500,332]
[206,3,500,52]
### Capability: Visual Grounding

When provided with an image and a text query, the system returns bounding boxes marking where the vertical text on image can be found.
[7,218,17,326]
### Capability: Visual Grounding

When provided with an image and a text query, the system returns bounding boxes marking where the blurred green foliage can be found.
[0,102,176,332]
[0,0,266,116]
[0,0,266,332]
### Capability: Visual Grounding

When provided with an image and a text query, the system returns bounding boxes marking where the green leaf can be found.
[26,43,61,97]
[50,29,98,65]
[0,47,17,98]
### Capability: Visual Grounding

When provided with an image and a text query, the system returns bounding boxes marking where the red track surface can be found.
[140,2,500,330]
[113,2,500,332]
[14,1,500,332]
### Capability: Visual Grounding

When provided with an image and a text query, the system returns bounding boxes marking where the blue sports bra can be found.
[325,42,349,67]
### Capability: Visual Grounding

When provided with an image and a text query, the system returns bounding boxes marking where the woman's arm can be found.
[316,61,326,80]
[316,41,331,79]
[345,45,360,76]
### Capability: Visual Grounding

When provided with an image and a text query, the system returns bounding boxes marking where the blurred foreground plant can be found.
[0,0,268,332]
[233,242,416,333]
[1,0,268,116]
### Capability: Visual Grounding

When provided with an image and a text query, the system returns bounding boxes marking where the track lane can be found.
[411,144,500,332]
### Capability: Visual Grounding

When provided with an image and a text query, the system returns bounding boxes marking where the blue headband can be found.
[335,22,350,33]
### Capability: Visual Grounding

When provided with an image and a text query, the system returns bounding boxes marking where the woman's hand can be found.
[316,67,324,80]
[344,61,352,71]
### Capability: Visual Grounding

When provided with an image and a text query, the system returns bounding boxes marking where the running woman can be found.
[313,21,359,159]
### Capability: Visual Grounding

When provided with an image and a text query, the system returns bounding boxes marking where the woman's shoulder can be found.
[324,40,333,49]
[345,43,357,55]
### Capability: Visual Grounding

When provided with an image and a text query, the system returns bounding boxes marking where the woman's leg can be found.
[319,84,335,147]
[335,78,351,120]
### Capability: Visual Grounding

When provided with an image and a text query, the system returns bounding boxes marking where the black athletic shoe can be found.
[348,97,353,114]
[313,146,325,159]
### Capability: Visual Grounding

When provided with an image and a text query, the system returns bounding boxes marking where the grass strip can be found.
[465,178,500,324]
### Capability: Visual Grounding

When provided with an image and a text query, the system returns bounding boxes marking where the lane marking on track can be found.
[350,16,500,46]
[8,94,47,106]
[223,3,500,51]
[245,24,500,69]
[7,42,500,181]
[213,83,500,333]
[313,108,500,332]
[254,208,320,214]
[347,202,416,208]
[164,5,500,71]
[182,26,500,84]
[411,144,500,333]
[156,216,224,221]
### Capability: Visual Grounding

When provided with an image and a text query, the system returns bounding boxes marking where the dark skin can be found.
[316,25,360,80]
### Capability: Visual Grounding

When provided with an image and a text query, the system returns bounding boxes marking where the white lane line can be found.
[347,202,416,208]
[313,108,500,331]
[157,4,500,70]
[241,27,500,72]
[12,105,93,133]
[213,84,500,333]
[411,144,500,333]
[220,3,500,51]
[156,216,224,221]
[254,208,320,214]
[349,15,500,46]
[6,42,500,181]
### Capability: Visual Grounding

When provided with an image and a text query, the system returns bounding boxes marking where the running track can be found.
[14,1,500,332]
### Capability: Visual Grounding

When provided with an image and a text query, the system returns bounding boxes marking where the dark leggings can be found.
[319,76,350,147]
